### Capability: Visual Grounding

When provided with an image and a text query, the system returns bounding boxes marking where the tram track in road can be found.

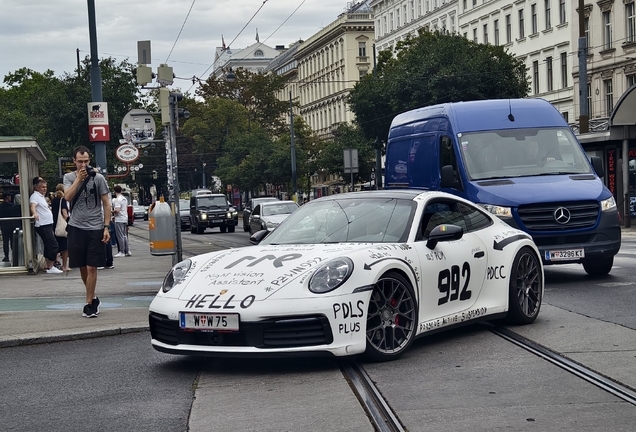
[340,361,405,432]
[486,323,636,406]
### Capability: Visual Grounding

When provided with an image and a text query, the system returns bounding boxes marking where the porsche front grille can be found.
[149,313,333,348]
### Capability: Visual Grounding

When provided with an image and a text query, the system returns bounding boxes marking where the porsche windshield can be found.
[261,197,416,245]
[458,127,593,180]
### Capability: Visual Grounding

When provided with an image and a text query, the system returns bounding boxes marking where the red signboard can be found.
[606,148,617,197]
[89,125,110,142]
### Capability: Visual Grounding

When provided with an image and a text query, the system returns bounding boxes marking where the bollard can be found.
[148,197,176,255]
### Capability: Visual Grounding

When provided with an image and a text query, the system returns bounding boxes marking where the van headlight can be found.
[601,196,617,211]
[162,259,192,293]
[480,204,512,218]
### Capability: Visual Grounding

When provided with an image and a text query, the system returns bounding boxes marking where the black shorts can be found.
[67,226,105,268]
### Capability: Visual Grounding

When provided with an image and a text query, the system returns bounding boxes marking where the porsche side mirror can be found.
[426,224,463,250]
[250,230,269,245]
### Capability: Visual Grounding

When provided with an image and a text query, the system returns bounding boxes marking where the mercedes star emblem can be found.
[554,207,571,224]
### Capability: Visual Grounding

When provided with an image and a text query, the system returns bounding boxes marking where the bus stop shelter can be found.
[0,137,46,274]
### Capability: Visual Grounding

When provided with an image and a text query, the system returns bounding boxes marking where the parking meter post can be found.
[169,93,183,264]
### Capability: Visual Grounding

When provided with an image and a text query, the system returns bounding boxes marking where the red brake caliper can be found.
[390,298,399,325]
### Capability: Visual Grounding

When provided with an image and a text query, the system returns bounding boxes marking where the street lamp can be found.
[225,68,236,82]
[202,161,207,188]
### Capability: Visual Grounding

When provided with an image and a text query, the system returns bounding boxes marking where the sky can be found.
[0,0,354,91]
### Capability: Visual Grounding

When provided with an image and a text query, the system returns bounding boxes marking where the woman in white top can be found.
[29,177,62,274]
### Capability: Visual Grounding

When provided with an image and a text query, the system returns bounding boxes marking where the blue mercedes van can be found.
[385,98,621,276]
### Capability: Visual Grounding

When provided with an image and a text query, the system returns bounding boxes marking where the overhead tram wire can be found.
[165,0,197,63]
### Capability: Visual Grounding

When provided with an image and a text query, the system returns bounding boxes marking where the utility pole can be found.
[289,91,297,199]
[168,92,183,264]
[373,44,382,190]
[86,0,107,174]
[578,0,589,133]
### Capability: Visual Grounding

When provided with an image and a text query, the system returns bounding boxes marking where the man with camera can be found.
[63,145,111,318]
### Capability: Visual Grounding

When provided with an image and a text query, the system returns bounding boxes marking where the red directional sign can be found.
[89,125,110,142]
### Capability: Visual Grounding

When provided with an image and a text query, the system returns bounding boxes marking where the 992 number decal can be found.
[438,262,471,305]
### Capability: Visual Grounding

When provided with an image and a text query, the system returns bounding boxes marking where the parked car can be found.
[179,199,190,229]
[149,189,544,361]
[248,200,299,234]
[189,193,238,234]
[242,196,280,231]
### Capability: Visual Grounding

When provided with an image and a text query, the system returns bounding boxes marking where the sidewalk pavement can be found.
[0,224,173,348]
[1,224,635,349]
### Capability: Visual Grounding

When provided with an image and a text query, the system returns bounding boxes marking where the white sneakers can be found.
[125,252,132,257]
[46,267,63,274]
[114,252,125,258]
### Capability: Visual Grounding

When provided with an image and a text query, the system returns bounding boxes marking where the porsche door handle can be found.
[474,251,485,258]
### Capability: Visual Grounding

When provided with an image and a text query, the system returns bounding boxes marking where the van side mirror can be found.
[440,165,462,190]
[591,156,604,179]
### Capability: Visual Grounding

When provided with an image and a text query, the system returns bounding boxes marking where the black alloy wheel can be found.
[506,246,543,325]
[365,271,417,362]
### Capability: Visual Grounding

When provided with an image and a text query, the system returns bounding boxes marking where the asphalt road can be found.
[2,223,636,431]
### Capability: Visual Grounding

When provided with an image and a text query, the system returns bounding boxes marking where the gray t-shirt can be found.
[63,171,109,230]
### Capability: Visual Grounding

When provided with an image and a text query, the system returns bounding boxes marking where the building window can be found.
[533,60,539,94]
[358,42,367,57]
[473,28,478,43]
[450,16,455,33]
[560,52,568,88]
[483,24,488,44]
[628,74,636,88]
[426,0,430,13]
[545,0,551,29]
[603,11,612,50]
[519,9,525,39]
[587,83,592,117]
[359,69,368,79]
[463,0,467,11]
[506,14,512,43]
[627,2,636,43]
[585,16,590,47]
[562,111,568,122]
[604,79,613,115]
[531,4,538,34]
[494,19,500,45]
[397,9,401,27]
[410,1,414,20]
[404,5,407,24]
[559,0,566,24]
[546,57,553,91]
[254,50,264,56]
[383,16,387,34]
[473,0,477,6]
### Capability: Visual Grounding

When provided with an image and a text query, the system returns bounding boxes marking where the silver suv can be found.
[242,196,279,231]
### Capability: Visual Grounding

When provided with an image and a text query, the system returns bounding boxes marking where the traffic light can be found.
[159,88,170,125]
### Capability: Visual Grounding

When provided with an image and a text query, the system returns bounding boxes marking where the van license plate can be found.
[545,249,585,261]
[180,313,239,331]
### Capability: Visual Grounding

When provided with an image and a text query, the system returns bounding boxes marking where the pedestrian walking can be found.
[63,146,111,318]
[51,184,70,272]
[29,177,62,274]
[112,185,130,257]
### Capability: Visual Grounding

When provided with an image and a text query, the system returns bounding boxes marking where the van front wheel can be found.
[583,257,613,276]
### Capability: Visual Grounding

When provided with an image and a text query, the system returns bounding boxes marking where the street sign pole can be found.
[86,0,107,174]
[169,94,183,265]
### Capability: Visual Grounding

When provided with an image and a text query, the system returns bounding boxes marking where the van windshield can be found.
[458,127,593,180]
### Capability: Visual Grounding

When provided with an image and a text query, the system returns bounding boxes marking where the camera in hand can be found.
[85,165,97,178]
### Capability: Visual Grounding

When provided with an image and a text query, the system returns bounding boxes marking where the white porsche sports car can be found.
[149,190,543,361]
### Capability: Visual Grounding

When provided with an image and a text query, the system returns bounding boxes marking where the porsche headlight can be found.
[309,258,353,294]
[162,259,192,293]
[601,196,617,211]
[480,204,512,218]
[200,213,207,220]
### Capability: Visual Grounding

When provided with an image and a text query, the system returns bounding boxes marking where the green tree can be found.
[0,58,141,181]
[196,68,289,136]
[315,124,376,187]
[348,30,530,141]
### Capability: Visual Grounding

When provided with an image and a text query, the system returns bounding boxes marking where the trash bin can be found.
[12,227,23,267]
[148,197,175,256]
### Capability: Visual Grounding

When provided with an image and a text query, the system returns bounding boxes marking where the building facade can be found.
[212,43,286,80]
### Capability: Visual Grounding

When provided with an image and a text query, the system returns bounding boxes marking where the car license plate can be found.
[212,219,222,223]
[545,249,585,261]
[180,312,239,331]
